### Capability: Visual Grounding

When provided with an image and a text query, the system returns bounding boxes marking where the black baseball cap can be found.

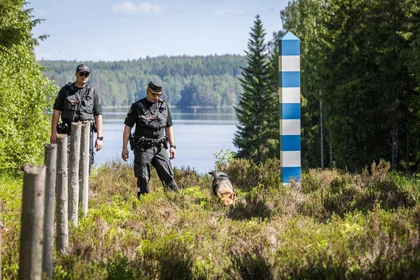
[148,81,162,92]
[76,64,90,73]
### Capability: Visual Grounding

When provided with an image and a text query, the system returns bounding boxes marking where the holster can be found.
[91,122,97,132]
[57,123,69,134]
[163,136,168,149]
[129,134,135,150]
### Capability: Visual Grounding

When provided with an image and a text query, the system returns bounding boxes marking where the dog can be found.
[208,171,236,206]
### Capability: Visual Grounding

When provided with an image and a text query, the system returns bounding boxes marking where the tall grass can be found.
[1,159,420,279]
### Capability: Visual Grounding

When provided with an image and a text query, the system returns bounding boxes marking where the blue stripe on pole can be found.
[281,135,301,151]
[279,40,300,56]
[281,103,300,119]
[281,167,301,182]
[279,72,300,88]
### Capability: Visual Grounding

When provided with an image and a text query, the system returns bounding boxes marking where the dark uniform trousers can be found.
[134,143,178,197]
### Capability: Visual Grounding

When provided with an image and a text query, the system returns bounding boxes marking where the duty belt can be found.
[130,135,168,150]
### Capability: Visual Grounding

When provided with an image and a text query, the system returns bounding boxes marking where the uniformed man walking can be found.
[122,81,178,198]
[50,64,103,169]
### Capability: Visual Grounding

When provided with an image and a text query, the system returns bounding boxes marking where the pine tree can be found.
[233,15,279,163]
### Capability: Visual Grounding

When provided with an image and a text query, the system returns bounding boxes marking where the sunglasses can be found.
[78,72,90,77]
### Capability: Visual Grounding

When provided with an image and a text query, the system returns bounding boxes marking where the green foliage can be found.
[281,0,420,172]
[2,159,420,279]
[0,0,35,51]
[107,254,140,280]
[299,160,419,222]
[0,0,57,174]
[136,232,196,279]
[233,15,280,163]
[228,157,282,192]
[213,149,236,171]
[0,175,22,277]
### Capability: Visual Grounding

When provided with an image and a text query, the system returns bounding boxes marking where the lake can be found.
[94,107,238,174]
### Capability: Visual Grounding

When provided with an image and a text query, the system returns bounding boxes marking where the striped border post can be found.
[279,31,301,184]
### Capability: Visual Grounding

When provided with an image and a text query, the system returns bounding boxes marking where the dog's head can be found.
[208,171,229,180]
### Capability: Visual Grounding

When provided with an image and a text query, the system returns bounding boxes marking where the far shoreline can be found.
[102,105,236,109]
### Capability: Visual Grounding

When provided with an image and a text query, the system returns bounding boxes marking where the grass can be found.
[1,159,420,279]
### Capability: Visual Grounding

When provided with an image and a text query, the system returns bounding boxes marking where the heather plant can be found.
[173,167,202,189]
[298,159,419,222]
[1,159,420,279]
[227,157,282,191]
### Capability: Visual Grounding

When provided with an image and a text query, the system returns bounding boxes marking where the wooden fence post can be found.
[69,122,81,227]
[18,165,46,280]
[79,122,90,216]
[56,134,68,254]
[43,143,57,279]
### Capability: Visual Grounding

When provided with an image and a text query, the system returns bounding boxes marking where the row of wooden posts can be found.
[15,122,92,279]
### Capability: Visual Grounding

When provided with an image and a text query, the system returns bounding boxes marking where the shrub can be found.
[3,159,420,279]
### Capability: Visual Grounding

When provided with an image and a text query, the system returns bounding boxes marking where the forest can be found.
[279,0,420,172]
[40,55,247,107]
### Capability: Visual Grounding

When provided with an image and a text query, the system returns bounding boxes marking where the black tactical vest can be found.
[61,83,95,124]
[134,99,168,139]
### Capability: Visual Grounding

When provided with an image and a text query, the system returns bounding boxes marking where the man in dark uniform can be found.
[122,81,178,198]
[50,64,103,169]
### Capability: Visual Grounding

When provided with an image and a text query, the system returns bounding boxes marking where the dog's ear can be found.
[220,162,229,172]
[208,171,216,176]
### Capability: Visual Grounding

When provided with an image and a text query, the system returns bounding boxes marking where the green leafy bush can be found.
[0,1,57,174]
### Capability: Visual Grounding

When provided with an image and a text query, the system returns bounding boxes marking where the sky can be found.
[28,0,289,62]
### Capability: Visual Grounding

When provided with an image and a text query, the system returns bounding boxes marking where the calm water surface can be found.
[95,107,238,174]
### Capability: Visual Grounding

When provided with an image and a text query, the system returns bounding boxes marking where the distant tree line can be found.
[40,55,247,107]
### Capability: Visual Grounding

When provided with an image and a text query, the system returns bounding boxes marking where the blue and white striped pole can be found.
[279,32,301,184]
